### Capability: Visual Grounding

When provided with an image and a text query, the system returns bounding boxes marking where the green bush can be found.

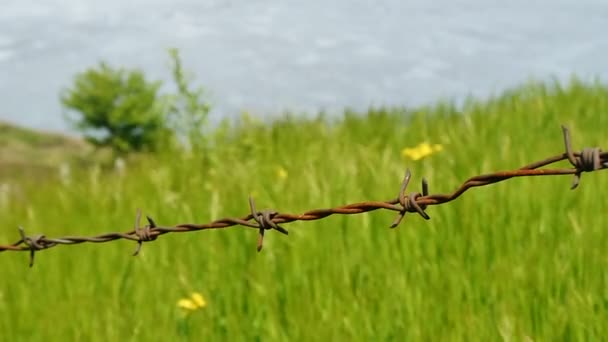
[61,62,172,153]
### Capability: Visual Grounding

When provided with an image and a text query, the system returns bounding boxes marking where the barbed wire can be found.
[1,126,606,267]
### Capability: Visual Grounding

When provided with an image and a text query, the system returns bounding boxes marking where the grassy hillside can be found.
[0,122,91,181]
[1,79,607,340]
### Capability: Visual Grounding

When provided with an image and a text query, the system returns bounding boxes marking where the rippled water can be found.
[1,0,607,133]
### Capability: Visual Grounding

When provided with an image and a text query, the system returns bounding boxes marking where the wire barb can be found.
[390,169,430,228]
[0,125,606,267]
[562,125,604,189]
[132,209,157,256]
[248,196,288,252]
[17,226,48,267]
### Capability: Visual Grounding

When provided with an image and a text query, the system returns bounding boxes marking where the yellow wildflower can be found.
[401,142,443,161]
[177,292,207,312]
[276,166,288,180]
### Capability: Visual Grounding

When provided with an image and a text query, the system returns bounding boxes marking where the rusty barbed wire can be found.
[1,125,607,267]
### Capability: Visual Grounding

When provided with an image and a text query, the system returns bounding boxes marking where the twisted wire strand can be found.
[1,125,606,267]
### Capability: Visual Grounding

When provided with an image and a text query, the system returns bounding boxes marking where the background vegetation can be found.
[0,78,607,340]
[60,49,210,155]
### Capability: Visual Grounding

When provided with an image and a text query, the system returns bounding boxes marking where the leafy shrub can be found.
[61,62,172,153]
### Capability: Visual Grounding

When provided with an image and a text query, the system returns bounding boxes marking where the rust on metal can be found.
[1,126,606,267]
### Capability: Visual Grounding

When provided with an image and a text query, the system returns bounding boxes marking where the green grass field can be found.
[1,79,607,341]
